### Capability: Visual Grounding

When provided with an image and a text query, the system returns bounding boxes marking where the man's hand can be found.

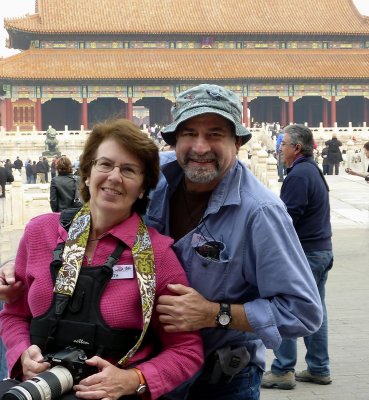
[156,284,218,332]
[0,261,24,303]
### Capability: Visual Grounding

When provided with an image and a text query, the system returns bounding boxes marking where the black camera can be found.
[3,347,96,400]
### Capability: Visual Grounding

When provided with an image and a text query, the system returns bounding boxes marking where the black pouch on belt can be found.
[207,345,251,384]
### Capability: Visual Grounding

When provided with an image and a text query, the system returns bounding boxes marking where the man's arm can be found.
[0,261,24,303]
[156,284,253,332]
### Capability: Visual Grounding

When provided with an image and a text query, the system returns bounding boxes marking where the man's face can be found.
[280,132,301,167]
[175,113,240,192]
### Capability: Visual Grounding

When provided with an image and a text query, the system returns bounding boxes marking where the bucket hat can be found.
[161,84,252,146]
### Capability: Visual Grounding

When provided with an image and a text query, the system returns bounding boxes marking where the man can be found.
[36,156,46,183]
[0,85,323,400]
[13,156,23,175]
[0,161,14,198]
[145,84,322,399]
[262,124,333,390]
[325,133,343,175]
[321,145,330,175]
[25,160,33,184]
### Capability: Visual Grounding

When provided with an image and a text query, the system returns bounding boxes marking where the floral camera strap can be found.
[54,203,156,365]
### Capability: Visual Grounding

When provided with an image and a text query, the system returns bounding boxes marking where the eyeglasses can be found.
[92,158,143,179]
[280,141,296,147]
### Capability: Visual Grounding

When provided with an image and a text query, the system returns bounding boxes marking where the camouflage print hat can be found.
[161,84,252,146]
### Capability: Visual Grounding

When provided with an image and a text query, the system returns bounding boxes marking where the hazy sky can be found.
[1,0,369,56]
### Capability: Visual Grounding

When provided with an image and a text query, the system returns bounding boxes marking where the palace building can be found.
[1,0,369,131]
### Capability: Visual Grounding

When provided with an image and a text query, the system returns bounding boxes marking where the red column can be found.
[127,97,133,121]
[330,96,336,126]
[36,98,42,130]
[281,100,287,127]
[323,99,328,127]
[243,96,249,127]
[5,99,12,131]
[81,98,88,129]
[288,96,294,124]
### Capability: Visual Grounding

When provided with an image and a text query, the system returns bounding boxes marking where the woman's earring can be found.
[138,192,144,199]
[85,179,90,186]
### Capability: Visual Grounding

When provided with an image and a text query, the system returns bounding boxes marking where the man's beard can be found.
[182,154,220,184]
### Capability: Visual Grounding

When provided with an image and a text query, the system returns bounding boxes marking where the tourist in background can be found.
[321,145,330,175]
[345,141,369,182]
[0,161,14,198]
[13,156,23,175]
[25,160,33,184]
[36,157,46,183]
[43,157,50,183]
[325,133,343,175]
[262,124,333,389]
[31,161,37,184]
[49,156,80,212]
[4,159,13,175]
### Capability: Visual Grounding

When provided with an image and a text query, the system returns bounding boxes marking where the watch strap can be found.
[132,368,147,395]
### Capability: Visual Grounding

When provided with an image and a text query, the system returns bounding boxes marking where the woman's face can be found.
[88,138,145,221]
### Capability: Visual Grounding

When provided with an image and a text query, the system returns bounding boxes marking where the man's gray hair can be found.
[284,124,314,157]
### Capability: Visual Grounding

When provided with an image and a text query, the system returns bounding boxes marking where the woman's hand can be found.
[21,345,51,379]
[0,261,24,303]
[74,357,140,400]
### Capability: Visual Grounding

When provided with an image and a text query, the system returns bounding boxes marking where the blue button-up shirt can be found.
[145,151,322,370]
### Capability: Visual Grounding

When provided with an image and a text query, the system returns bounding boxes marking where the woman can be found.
[50,156,81,212]
[0,119,203,399]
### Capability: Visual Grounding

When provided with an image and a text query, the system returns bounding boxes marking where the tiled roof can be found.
[1,48,369,81]
[4,0,369,35]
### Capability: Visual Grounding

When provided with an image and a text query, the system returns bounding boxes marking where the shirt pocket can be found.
[189,234,230,300]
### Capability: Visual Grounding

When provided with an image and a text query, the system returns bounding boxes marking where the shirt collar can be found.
[286,155,311,173]
[58,212,141,249]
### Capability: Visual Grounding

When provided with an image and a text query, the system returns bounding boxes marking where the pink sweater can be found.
[0,212,203,399]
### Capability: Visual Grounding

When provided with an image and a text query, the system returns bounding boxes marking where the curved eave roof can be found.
[1,49,369,81]
[4,0,369,36]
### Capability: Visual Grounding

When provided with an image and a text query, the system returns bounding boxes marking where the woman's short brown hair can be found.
[79,118,160,215]
[57,156,72,175]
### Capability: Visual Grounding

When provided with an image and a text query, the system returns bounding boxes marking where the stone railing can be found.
[2,123,369,162]
[0,172,51,264]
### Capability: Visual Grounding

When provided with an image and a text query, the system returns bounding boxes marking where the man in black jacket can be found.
[262,124,333,389]
[36,157,46,183]
[0,161,14,198]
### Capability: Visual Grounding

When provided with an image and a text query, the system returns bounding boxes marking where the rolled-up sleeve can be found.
[244,203,323,349]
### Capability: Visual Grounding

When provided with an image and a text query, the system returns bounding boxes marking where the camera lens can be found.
[3,367,73,400]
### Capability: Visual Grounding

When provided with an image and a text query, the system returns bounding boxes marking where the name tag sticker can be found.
[112,265,134,280]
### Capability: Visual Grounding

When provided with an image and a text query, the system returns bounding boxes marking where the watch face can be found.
[218,313,231,325]
[136,384,147,395]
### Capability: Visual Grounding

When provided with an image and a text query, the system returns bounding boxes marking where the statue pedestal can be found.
[42,151,61,157]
